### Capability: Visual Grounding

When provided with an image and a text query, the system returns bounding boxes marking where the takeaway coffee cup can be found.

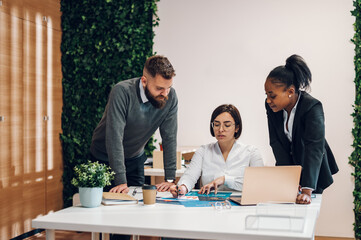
[142,185,157,205]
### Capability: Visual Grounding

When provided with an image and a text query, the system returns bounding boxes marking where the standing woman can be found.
[264,54,338,204]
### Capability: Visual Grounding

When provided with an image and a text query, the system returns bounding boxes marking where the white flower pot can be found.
[79,187,103,208]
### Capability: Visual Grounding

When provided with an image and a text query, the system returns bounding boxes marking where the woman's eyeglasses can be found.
[211,122,235,131]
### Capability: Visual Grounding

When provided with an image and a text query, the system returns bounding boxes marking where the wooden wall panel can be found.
[46,28,63,212]
[0,0,23,18]
[46,0,61,31]
[0,10,25,239]
[23,0,47,26]
[0,11,11,188]
[0,0,63,238]
[22,20,47,233]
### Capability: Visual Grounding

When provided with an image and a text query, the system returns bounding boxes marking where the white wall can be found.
[154,0,355,237]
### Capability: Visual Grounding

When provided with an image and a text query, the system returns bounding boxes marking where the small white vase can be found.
[79,187,103,208]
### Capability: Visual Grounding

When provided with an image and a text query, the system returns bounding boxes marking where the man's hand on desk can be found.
[156,181,175,192]
[109,183,129,193]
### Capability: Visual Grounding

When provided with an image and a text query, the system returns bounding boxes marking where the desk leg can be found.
[132,235,140,240]
[91,232,100,240]
[45,229,55,240]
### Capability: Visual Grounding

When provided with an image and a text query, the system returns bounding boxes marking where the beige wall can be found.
[154,0,355,237]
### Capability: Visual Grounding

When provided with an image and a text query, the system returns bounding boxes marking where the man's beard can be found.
[145,85,168,109]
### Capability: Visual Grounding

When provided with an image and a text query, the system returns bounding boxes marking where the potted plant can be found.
[71,160,115,207]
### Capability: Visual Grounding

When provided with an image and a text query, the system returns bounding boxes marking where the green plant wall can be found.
[60,0,159,207]
[351,1,361,238]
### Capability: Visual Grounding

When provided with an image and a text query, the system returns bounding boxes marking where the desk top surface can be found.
[144,166,186,176]
[32,194,322,240]
[177,146,199,153]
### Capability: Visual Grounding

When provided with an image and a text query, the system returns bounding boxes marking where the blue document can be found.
[157,191,237,207]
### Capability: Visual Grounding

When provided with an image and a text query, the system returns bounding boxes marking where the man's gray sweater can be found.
[90,78,178,185]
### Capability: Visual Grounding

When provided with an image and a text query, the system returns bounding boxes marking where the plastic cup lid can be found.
[142,185,157,190]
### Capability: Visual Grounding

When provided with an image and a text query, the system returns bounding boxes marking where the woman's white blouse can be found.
[178,141,264,192]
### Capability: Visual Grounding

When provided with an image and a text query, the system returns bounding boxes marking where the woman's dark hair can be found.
[210,104,242,139]
[144,55,176,79]
[267,54,312,92]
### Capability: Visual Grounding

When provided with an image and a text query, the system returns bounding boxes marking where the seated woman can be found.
[170,104,264,197]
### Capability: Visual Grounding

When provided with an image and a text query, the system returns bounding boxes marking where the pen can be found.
[177,185,185,198]
[176,185,179,198]
[132,188,137,196]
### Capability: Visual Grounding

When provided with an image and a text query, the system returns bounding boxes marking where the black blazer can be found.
[266,92,338,193]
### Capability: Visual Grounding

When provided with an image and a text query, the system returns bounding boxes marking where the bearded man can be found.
[90,55,178,194]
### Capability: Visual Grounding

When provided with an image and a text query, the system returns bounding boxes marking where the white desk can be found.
[32,194,322,240]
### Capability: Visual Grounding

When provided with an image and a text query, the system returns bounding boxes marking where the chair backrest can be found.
[73,193,80,206]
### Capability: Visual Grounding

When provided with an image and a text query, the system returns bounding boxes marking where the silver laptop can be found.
[230,166,302,205]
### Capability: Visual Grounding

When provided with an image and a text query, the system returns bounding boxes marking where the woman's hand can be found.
[296,188,312,204]
[199,176,225,195]
[169,185,178,197]
[170,184,187,198]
